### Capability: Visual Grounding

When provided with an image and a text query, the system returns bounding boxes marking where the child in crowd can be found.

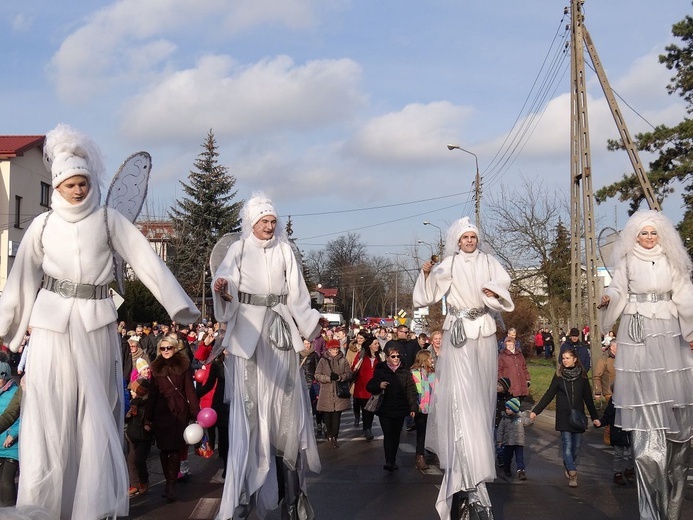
[598,385,635,485]
[411,349,436,470]
[496,397,532,480]
[495,377,513,466]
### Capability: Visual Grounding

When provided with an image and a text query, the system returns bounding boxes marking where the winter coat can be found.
[532,371,599,433]
[0,385,21,434]
[598,397,631,447]
[495,390,513,428]
[300,350,319,390]
[366,361,418,418]
[145,351,200,451]
[497,348,530,397]
[352,352,385,400]
[0,380,20,460]
[411,367,436,414]
[496,411,532,446]
[315,351,353,412]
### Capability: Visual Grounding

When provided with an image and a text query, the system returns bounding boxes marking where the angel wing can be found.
[105,152,152,293]
[598,227,620,280]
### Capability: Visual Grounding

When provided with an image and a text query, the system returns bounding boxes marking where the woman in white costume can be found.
[599,210,693,520]
[212,193,324,520]
[0,124,200,520]
[413,217,514,520]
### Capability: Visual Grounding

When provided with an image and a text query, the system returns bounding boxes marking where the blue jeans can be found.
[503,445,525,470]
[561,431,582,471]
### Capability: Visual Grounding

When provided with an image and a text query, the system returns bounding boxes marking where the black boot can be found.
[277,457,315,520]
[163,451,180,502]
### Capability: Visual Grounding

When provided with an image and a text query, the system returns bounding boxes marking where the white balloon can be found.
[183,423,204,445]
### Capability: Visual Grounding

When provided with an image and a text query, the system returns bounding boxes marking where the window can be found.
[40,182,50,207]
[14,195,22,229]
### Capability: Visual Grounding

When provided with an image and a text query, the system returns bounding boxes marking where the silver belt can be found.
[448,305,488,320]
[238,291,287,307]
[628,291,672,303]
[42,275,110,299]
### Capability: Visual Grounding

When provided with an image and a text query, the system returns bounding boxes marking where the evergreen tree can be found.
[168,130,243,302]
[596,8,693,240]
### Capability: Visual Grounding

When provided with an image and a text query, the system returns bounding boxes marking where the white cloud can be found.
[346,102,474,164]
[120,54,365,143]
[11,13,31,32]
[48,0,325,103]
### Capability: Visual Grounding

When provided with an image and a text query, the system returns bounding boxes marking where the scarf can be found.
[562,364,582,382]
[632,243,663,262]
[50,185,100,223]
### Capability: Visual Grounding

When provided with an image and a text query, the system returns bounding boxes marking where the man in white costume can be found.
[413,217,514,520]
[212,193,324,520]
[0,124,200,520]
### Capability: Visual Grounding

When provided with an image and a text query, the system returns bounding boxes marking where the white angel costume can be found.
[599,210,693,520]
[413,218,514,520]
[0,125,199,520]
[212,195,321,520]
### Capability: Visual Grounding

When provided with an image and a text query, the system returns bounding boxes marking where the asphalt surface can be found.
[124,408,693,520]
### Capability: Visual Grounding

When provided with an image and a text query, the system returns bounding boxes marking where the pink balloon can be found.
[197,407,217,428]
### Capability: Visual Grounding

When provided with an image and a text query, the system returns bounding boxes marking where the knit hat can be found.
[505,397,521,413]
[0,353,11,380]
[246,194,277,227]
[43,124,103,189]
[569,327,580,338]
[326,339,341,350]
[498,377,511,393]
[130,378,150,397]
[135,358,149,373]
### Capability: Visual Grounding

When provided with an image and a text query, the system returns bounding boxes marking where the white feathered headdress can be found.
[444,216,480,257]
[43,124,105,195]
[611,210,692,277]
[240,191,287,241]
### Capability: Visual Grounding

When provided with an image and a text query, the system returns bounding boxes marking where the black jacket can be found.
[532,372,598,433]
[366,361,418,418]
[598,397,631,447]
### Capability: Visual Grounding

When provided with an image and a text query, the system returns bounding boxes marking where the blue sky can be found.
[3,1,690,257]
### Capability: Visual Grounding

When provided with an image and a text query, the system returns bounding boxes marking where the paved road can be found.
[126,409,693,520]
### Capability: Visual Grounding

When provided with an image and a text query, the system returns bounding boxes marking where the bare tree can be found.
[482,177,572,335]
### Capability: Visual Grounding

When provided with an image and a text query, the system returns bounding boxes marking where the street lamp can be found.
[447,144,481,229]
[385,252,405,315]
[417,239,434,255]
[423,221,444,256]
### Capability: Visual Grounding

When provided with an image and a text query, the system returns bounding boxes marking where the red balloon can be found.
[197,407,218,428]
[194,369,206,383]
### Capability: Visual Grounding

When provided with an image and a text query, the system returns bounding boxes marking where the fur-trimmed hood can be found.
[150,351,190,378]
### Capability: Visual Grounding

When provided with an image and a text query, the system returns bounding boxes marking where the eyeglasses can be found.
[389,354,400,359]
[160,346,175,352]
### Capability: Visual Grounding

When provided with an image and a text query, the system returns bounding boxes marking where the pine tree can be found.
[168,130,243,303]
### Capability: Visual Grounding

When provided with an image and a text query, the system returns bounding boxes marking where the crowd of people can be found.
[0,124,690,520]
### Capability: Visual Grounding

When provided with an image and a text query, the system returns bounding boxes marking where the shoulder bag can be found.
[364,392,384,412]
[564,379,588,432]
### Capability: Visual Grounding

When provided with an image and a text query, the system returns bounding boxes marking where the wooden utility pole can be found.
[569,0,661,369]
[569,0,600,359]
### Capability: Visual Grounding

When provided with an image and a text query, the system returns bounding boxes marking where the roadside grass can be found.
[526,357,557,410]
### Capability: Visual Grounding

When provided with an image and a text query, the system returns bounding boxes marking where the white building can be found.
[0,135,51,293]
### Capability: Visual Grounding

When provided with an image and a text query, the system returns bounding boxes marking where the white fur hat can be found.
[244,193,277,228]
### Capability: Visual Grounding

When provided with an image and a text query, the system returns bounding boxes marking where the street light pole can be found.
[423,221,444,257]
[447,144,481,229]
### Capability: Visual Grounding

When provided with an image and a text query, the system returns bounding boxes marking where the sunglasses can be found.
[160,346,175,352]
[389,354,400,359]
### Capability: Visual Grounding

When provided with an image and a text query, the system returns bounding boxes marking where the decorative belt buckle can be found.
[56,279,77,298]
[265,294,278,307]
[467,308,483,320]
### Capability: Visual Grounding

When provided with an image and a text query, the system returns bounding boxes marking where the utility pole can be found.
[569,0,600,365]
[568,0,661,369]
[446,145,481,229]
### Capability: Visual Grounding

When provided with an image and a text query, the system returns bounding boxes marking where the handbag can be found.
[569,408,588,432]
[336,380,351,399]
[364,393,384,412]
[268,311,293,351]
[564,379,588,432]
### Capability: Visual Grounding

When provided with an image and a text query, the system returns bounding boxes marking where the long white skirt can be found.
[427,334,497,519]
[17,308,128,520]
[216,326,320,520]
[614,315,693,443]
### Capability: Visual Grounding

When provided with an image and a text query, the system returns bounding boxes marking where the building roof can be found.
[136,220,175,240]
[316,287,338,298]
[0,136,45,159]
